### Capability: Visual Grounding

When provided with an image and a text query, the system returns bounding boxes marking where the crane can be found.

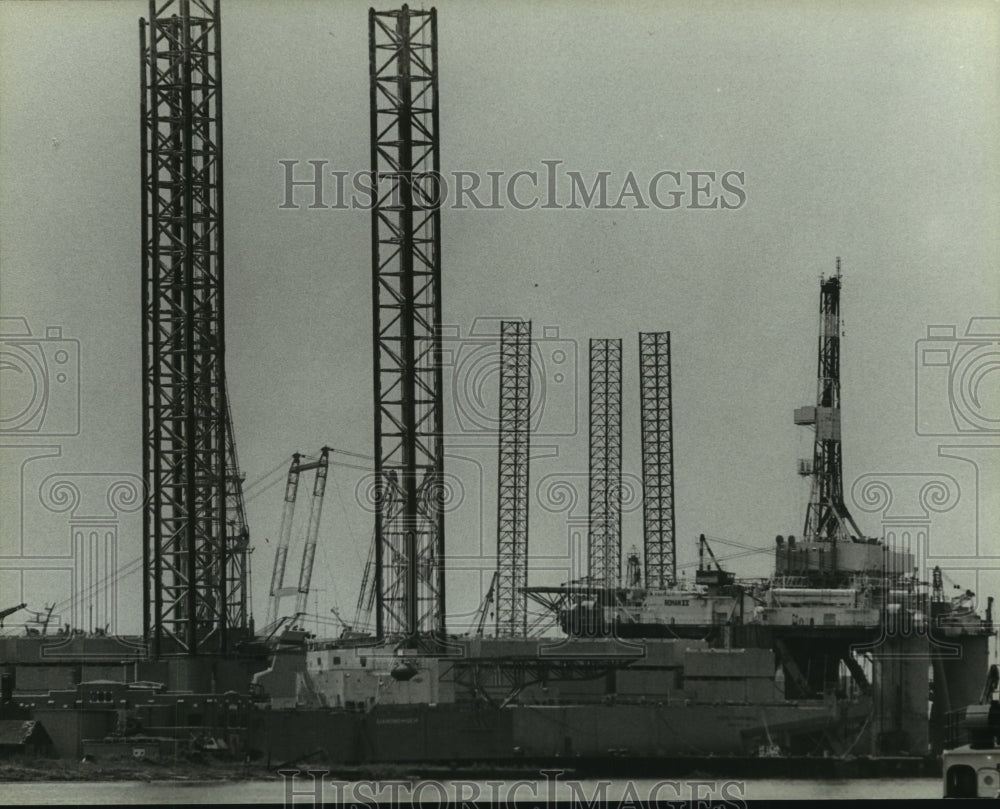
[223,381,252,635]
[694,534,736,587]
[265,447,331,629]
[474,572,498,637]
[23,604,55,636]
[0,603,26,629]
[294,448,331,616]
[353,478,396,635]
[265,453,302,628]
[354,530,378,634]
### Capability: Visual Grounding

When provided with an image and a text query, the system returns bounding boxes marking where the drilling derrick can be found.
[369,5,445,642]
[496,320,532,638]
[588,339,623,589]
[141,0,236,656]
[795,260,863,544]
[639,332,675,589]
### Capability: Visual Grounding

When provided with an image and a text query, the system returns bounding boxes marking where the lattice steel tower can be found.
[588,339,623,589]
[140,0,246,656]
[795,260,863,544]
[639,332,675,589]
[369,5,446,642]
[496,320,532,637]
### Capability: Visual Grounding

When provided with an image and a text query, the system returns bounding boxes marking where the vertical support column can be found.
[369,5,445,642]
[639,332,675,589]
[141,0,229,656]
[588,339,622,590]
[496,320,532,637]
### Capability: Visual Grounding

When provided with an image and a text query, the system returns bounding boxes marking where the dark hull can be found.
[558,614,726,641]
[558,603,729,642]
[249,700,858,766]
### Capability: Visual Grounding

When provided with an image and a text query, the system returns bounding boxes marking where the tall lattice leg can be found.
[639,332,675,589]
[141,0,230,656]
[588,339,622,590]
[369,6,445,641]
[496,320,531,637]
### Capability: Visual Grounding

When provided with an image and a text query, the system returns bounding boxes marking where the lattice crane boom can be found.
[265,453,302,628]
[223,382,251,634]
[294,447,331,615]
[354,528,378,632]
[264,449,332,627]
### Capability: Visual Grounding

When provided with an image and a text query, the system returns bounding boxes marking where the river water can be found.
[0,777,941,804]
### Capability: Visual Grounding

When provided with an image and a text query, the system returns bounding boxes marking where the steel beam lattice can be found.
[801,262,863,544]
[369,5,446,641]
[639,332,675,588]
[495,320,532,637]
[294,448,331,616]
[140,0,233,656]
[265,453,302,628]
[264,449,332,626]
[588,339,623,589]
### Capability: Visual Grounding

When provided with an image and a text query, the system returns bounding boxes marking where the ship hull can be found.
[248,701,853,766]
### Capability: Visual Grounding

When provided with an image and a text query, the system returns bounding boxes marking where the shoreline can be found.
[0,753,942,783]
[0,758,277,783]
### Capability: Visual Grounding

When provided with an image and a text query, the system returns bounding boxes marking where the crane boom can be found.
[223,381,251,634]
[265,448,336,629]
[0,603,26,628]
[294,447,332,615]
[354,481,395,633]
[475,572,498,636]
[355,531,377,632]
[266,453,302,627]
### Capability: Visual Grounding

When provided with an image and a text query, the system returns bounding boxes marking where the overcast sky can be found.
[1,0,997,638]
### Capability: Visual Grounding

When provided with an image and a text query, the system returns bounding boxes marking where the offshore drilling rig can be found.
[0,1,994,770]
